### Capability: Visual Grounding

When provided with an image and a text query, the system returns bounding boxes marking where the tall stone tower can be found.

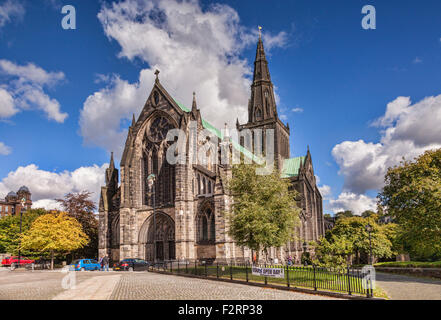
[237,32,290,169]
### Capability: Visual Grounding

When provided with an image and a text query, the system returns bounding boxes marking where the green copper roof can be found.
[174,99,306,176]
[174,99,264,164]
[281,156,306,178]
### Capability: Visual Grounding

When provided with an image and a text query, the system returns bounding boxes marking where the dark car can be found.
[113,258,150,271]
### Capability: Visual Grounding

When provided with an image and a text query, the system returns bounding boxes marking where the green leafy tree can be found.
[21,212,89,269]
[335,210,354,220]
[314,216,396,267]
[0,208,46,256]
[379,149,441,260]
[227,163,300,261]
[312,235,354,269]
[56,191,98,259]
[361,210,376,218]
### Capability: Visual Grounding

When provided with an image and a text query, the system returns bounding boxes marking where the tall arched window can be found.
[202,215,208,241]
[255,108,262,120]
[197,207,215,243]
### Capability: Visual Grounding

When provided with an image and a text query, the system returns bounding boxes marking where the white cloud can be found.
[0,60,68,123]
[332,94,441,199]
[32,199,63,211]
[0,141,11,155]
[0,164,107,210]
[80,0,289,157]
[328,192,377,215]
[318,185,331,199]
[291,107,303,113]
[0,87,17,117]
[0,0,24,28]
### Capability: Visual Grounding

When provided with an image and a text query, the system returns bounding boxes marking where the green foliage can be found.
[21,212,89,268]
[313,216,397,268]
[56,191,98,259]
[0,208,46,257]
[375,261,441,268]
[361,210,376,218]
[335,210,354,220]
[227,163,300,256]
[379,149,441,260]
[313,235,353,269]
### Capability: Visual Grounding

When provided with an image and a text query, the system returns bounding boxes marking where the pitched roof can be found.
[173,99,264,164]
[281,156,306,178]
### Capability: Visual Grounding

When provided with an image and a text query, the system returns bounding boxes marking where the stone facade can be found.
[99,36,324,264]
[0,186,32,217]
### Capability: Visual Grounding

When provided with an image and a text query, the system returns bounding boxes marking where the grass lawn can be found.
[166,264,379,297]
[375,261,441,268]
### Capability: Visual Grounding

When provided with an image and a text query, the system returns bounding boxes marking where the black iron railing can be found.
[149,260,374,298]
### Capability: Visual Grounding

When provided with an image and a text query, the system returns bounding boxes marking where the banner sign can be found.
[252,266,285,278]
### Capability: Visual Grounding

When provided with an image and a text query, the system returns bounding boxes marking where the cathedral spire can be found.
[248,29,277,122]
[192,91,198,112]
[131,114,136,127]
[109,152,115,170]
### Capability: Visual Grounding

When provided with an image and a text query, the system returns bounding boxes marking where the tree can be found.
[56,191,98,259]
[323,213,333,219]
[313,235,354,269]
[379,149,441,260]
[361,210,376,218]
[20,212,89,269]
[314,216,396,267]
[0,209,46,256]
[226,163,300,261]
[335,210,354,220]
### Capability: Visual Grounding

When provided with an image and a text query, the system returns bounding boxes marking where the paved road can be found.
[376,272,441,300]
[0,269,338,300]
[110,272,338,300]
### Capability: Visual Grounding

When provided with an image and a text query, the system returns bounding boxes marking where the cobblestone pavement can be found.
[110,272,339,300]
[376,272,441,300]
[0,269,115,300]
[0,269,338,300]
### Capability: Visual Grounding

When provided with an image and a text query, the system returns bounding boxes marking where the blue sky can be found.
[0,0,440,213]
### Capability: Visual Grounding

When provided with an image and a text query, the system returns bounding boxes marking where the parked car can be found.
[1,256,35,267]
[69,259,101,271]
[113,258,149,271]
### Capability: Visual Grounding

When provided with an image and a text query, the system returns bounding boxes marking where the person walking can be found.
[103,255,109,272]
[99,256,104,271]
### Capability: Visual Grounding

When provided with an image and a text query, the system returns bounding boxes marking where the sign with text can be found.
[252,266,285,278]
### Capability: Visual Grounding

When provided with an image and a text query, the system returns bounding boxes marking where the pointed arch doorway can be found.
[141,212,175,262]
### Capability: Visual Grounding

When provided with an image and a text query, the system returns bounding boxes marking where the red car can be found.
[1,256,35,266]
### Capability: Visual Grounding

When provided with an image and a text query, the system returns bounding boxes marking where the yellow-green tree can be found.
[20,212,89,269]
[227,163,300,261]
[379,149,441,259]
[313,216,397,268]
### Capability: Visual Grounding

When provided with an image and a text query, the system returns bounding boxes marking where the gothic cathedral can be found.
[99,35,324,264]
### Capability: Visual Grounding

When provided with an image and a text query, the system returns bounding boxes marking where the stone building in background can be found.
[99,35,324,264]
[0,186,32,217]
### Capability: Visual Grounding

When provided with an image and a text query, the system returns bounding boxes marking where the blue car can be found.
[69,259,101,271]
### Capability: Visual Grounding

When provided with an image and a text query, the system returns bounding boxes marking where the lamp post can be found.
[147,174,157,265]
[365,224,373,265]
[17,197,26,267]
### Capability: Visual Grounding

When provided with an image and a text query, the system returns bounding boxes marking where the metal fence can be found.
[149,260,374,298]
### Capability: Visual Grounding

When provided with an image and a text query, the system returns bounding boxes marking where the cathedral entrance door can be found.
[168,241,176,260]
[144,212,175,262]
[156,242,164,261]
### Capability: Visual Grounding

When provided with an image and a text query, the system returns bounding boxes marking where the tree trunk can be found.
[51,250,54,270]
